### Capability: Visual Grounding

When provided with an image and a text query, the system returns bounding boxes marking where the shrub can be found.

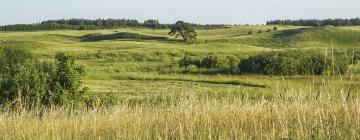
[298,53,326,75]
[329,54,351,74]
[226,56,241,73]
[177,54,244,74]
[46,53,87,106]
[201,54,219,68]
[239,51,350,75]
[273,27,278,31]
[0,47,89,108]
[178,56,201,68]
[248,30,253,35]
[178,55,192,67]
[238,53,274,75]
[0,47,46,107]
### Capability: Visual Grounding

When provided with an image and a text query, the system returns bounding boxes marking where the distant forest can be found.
[2,18,360,31]
[0,19,228,31]
[267,18,360,27]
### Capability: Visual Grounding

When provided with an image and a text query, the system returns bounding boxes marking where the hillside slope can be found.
[232,27,360,48]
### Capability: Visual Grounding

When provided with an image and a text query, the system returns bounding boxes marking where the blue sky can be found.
[1,0,359,25]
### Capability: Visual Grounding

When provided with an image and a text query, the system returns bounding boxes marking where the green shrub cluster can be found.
[178,55,200,68]
[178,54,241,73]
[239,51,350,75]
[0,47,91,108]
[178,51,351,75]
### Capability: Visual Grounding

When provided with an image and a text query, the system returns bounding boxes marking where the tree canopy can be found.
[267,18,360,27]
[0,19,227,31]
[168,21,197,42]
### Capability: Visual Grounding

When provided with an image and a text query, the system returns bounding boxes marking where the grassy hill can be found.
[1,25,360,97]
[213,26,360,48]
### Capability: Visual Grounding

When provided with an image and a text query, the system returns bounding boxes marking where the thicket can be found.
[267,18,360,27]
[178,51,353,75]
[0,19,228,31]
[239,51,350,75]
[178,54,241,74]
[0,47,102,109]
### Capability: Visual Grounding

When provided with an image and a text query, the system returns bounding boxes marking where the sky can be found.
[1,0,359,25]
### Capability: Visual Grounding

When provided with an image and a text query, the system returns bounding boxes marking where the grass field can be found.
[1,25,360,139]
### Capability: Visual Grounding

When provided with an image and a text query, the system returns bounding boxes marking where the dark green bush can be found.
[0,47,91,108]
[226,56,241,73]
[0,47,47,106]
[178,54,242,74]
[177,51,349,75]
[179,54,227,69]
[200,54,226,68]
[46,53,87,106]
[239,51,350,75]
[178,55,201,68]
[298,53,326,75]
[329,54,351,74]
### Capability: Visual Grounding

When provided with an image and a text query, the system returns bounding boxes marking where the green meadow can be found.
[1,25,360,139]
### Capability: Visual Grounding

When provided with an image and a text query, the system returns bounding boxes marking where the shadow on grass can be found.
[273,28,305,38]
[80,32,179,42]
[114,75,267,88]
[273,27,321,38]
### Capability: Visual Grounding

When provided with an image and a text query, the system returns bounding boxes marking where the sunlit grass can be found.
[1,88,359,139]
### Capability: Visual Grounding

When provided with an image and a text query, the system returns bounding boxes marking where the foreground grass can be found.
[1,74,360,139]
[1,92,359,139]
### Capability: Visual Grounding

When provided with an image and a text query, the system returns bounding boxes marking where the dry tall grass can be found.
[0,88,359,140]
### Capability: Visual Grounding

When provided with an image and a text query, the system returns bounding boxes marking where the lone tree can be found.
[169,21,197,42]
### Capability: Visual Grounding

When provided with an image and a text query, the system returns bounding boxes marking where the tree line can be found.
[267,18,360,27]
[0,18,228,31]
